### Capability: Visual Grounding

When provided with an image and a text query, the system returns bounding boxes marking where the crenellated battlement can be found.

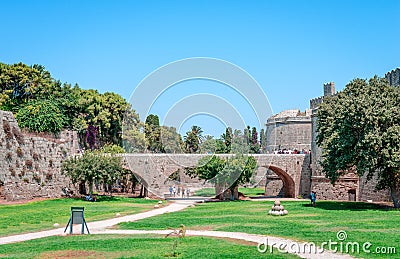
[385,67,400,87]
[309,96,324,109]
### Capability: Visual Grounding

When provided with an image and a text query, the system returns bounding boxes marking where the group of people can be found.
[169,185,190,198]
[273,149,310,154]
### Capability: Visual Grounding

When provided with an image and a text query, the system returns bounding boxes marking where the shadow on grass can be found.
[303,201,392,211]
[69,195,123,202]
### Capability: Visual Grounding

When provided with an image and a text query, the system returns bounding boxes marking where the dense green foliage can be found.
[187,155,257,200]
[260,128,267,153]
[250,126,260,153]
[0,62,53,109]
[16,99,65,133]
[184,125,203,153]
[194,187,265,197]
[221,127,233,153]
[61,151,126,195]
[122,109,146,152]
[144,114,162,152]
[317,76,400,207]
[0,62,264,154]
[0,62,136,147]
[141,114,184,153]
[160,125,184,153]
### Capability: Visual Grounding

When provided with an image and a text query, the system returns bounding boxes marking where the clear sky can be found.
[1,0,399,137]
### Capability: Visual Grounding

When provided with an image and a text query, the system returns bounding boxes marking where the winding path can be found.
[0,200,354,259]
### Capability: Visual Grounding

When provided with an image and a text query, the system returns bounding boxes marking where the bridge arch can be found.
[259,165,295,198]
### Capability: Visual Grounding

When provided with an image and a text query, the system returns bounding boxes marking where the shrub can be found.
[9,167,16,177]
[32,174,41,183]
[32,153,39,161]
[45,172,53,181]
[23,177,29,183]
[6,152,12,161]
[16,99,65,133]
[12,126,24,144]
[25,160,33,169]
[16,147,23,157]
[49,160,53,167]
[3,120,13,139]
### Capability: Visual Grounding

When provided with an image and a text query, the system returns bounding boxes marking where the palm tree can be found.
[184,125,203,153]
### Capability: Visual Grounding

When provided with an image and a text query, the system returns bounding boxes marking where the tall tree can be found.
[0,62,53,110]
[16,99,65,134]
[122,108,146,153]
[61,150,125,195]
[221,127,232,153]
[250,127,260,154]
[317,76,400,207]
[187,155,256,200]
[243,126,251,151]
[200,135,217,154]
[231,129,248,154]
[160,126,184,153]
[145,114,163,152]
[260,128,267,153]
[184,125,203,153]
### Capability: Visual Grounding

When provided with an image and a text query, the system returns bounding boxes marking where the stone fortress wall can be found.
[0,111,78,201]
[0,68,398,202]
[265,109,312,152]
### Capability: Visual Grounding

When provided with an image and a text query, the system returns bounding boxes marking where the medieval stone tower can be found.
[385,67,400,87]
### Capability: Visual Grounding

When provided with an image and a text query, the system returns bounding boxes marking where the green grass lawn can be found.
[0,234,300,258]
[118,200,400,258]
[0,196,157,237]
[194,187,265,197]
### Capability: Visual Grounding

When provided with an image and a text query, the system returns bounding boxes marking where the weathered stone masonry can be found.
[0,111,78,201]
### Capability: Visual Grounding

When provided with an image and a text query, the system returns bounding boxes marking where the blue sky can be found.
[1,0,399,137]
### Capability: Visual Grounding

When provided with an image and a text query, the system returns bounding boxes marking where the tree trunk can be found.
[229,186,239,200]
[215,184,224,200]
[390,186,400,208]
[139,184,148,198]
[108,183,113,196]
[79,182,86,195]
[140,185,144,197]
[89,182,93,195]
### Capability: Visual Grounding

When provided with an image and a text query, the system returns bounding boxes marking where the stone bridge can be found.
[123,154,311,198]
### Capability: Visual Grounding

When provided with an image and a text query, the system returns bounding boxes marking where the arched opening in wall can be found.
[129,171,150,197]
[348,189,356,201]
[114,166,151,197]
[262,165,295,198]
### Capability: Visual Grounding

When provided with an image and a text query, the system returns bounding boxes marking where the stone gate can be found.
[123,153,311,198]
